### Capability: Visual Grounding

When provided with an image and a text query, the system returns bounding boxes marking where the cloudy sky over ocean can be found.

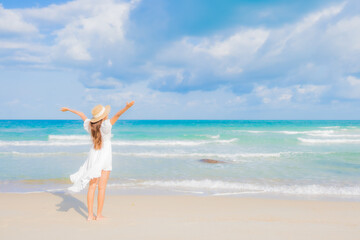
[1,0,360,119]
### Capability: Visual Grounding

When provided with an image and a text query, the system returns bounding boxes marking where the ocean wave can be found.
[112,139,237,146]
[197,134,220,139]
[0,140,89,146]
[48,134,116,140]
[0,151,87,157]
[0,138,238,147]
[305,133,360,138]
[48,135,90,140]
[235,130,336,135]
[113,152,282,159]
[112,179,360,196]
[298,138,360,144]
[236,129,360,141]
[0,151,282,159]
[3,179,359,196]
[0,150,338,159]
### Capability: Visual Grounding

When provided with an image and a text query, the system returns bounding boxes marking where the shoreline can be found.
[1,192,359,240]
[2,189,360,203]
[1,179,360,202]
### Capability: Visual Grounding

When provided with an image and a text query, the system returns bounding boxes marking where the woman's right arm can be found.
[60,107,87,121]
[110,101,134,125]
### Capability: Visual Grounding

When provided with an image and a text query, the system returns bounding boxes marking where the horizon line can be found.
[1,119,360,121]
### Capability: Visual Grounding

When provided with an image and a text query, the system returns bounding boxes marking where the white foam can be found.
[0,138,238,147]
[197,134,220,139]
[245,130,264,133]
[279,130,336,135]
[113,152,282,159]
[0,151,87,157]
[306,133,360,138]
[235,130,336,135]
[48,135,90,140]
[1,151,278,158]
[121,179,360,196]
[212,191,262,196]
[298,138,360,144]
[0,151,333,159]
[209,135,220,139]
[0,140,90,146]
[111,139,238,146]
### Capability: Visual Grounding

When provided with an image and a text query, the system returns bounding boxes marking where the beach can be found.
[1,120,360,239]
[0,192,359,240]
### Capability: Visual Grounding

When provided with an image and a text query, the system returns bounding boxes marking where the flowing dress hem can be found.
[67,169,103,192]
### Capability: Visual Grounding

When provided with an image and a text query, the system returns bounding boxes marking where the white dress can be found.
[68,118,112,192]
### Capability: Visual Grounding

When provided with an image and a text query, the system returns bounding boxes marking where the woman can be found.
[61,101,134,221]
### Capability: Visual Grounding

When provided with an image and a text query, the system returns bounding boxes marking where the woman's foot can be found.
[87,215,96,221]
[95,215,106,220]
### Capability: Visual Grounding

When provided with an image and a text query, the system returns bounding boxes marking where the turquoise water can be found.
[0,120,359,199]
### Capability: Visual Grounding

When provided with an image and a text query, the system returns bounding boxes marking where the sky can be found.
[1,0,360,120]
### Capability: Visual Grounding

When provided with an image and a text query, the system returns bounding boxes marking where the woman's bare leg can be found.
[87,177,99,220]
[96,170,110,220]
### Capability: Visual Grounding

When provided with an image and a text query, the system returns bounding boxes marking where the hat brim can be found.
[90,105,111,123]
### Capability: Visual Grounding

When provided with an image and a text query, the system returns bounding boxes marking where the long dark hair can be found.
[90,119,103,150]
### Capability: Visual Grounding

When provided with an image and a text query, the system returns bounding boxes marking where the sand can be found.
[0,192,359,240]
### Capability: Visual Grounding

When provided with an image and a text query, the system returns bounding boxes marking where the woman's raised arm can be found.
[110,101,134,125]
[60,107,87,121]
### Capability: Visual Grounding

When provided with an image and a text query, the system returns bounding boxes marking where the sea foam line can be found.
[298,138,360,144]
[235,130,335,134]
[110,179,360,196]
[112,139,238,146]
[0,151,337,159]
[0,151,284,159]
[48,135,90,140]
[0,138,238,147]
[0,141,89,146]
[113,152,282,159]
[0,151,87,157]
[235,129,360,137]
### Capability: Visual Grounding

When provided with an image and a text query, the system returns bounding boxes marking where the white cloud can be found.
[82,72,123,89]
[0,0,140,66]
[336,75,360,99]
[295,84,328,96]
[154,28,269,80]
[147,1,360,98]
[82,81,253,119]
[253,85,293,104]
[249,84,328,105]
[325,15,360,73]
[192,29,269,58]
[0,5,38,34]
[265,2,346,57]
[52,0,139,61]
[347,76,360,86]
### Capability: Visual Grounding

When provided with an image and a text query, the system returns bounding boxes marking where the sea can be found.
[0,120,359,200]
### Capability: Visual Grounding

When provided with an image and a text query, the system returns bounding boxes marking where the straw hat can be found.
[90,104,111,123]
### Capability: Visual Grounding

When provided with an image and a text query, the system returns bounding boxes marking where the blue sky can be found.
[1,0,360,119]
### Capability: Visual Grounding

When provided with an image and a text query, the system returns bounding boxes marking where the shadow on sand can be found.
[50,191,88,219]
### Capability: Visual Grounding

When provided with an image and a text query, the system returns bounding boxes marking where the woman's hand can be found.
[60,107,87,121]
[126,101,135,108]
[111,101,135,125]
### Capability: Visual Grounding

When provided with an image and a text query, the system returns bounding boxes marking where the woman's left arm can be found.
[110,101,134,125]
[60,107,87,121]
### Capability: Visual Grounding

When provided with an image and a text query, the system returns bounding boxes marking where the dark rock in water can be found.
[200,159,226,164]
